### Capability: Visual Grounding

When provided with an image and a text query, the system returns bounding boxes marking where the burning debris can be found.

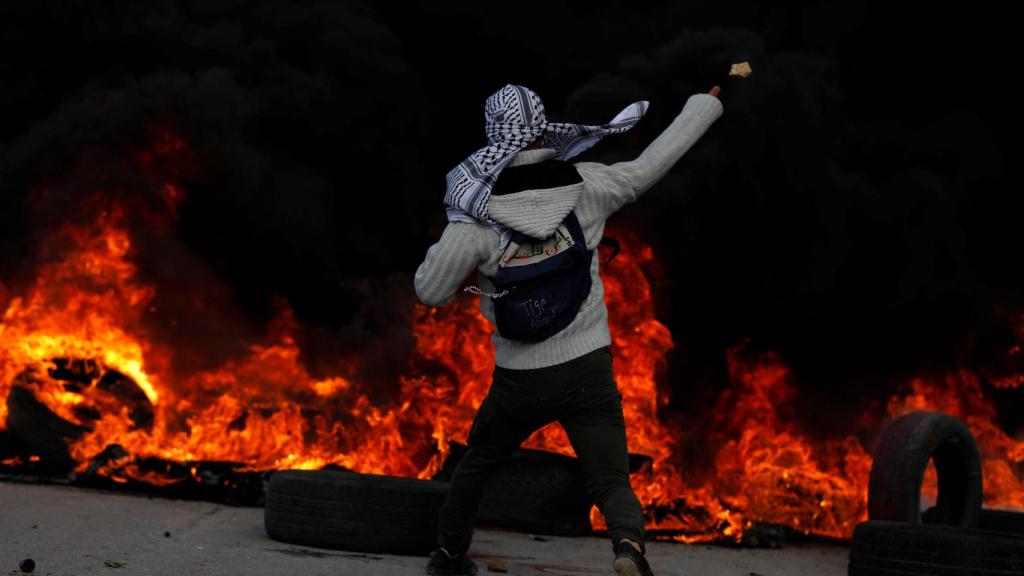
[2,167,1021,544]
[0,32,1019,543]
[0,144,1022,542]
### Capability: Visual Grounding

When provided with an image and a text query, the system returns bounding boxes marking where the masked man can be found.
[416,83,722,576]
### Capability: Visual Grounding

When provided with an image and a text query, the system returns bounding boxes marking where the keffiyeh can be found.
[444,84,648,238]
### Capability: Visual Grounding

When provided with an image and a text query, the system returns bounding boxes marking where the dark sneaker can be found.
[613,541,654,576]
[425,547,478,576]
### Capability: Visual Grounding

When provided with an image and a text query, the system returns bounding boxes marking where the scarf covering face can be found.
[444,84,648,231]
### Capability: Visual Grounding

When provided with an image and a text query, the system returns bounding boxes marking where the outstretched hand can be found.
[709,85,721,98]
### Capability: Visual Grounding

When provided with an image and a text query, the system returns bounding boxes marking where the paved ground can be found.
[0,482,849,576]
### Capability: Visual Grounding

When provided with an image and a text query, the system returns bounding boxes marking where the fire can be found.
[393,237,1024,540]
[407,231,875,541]
[0,127,1021,543]
[0,205,159,424]
[887,371,1024,511]
[0,129,441,480]
[697,349,872,540]
[0,200,436,478]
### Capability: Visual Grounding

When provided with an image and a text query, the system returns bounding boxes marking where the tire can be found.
[849,520,1024,575]
[868,411,982,528]
[475,449,593,536]
[6,385,86,473]
[979,508,1024,535]
[434,442,593,536]
[264,470,449,555]
[0,429,17,461]
[925,506,1024,535]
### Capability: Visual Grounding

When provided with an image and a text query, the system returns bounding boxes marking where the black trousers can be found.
[437,346,646,555]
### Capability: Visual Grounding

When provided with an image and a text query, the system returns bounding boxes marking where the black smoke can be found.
[1,2,1020,429]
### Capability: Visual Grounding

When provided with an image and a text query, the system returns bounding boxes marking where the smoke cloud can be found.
[0,2,1018,426]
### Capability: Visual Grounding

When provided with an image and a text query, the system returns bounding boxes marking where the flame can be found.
[408,231,874,542]
[887,371,1024,510]
[0,127,1021,542]
[0,206,159,422]
[989,312,1024,390]
[697,349,872,540]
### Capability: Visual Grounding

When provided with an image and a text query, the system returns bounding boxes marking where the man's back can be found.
[415,92,723,370]
[421,83,722,576]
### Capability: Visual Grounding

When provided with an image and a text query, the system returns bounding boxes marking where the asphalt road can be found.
[0,482,849,575]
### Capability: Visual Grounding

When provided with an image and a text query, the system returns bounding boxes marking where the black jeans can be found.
[437,346,646,555]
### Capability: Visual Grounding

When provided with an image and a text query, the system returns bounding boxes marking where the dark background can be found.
[1,1,1020,435]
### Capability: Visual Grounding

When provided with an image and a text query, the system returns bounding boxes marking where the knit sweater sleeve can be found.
[414,222,495,306]
[574,93,723,216]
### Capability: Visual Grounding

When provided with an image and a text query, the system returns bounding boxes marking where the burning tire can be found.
[264,470,448,555]
[849,520,1024,575]
[868,411,982,527]
[6,385,86,473]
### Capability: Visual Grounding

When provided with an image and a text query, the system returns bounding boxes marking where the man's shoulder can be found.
[444,219,501,247]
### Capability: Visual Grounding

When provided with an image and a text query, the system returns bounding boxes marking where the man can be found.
[416,83,723,576]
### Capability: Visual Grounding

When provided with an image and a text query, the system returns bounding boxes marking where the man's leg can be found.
[559,348,646,554]
[437,389,548,555]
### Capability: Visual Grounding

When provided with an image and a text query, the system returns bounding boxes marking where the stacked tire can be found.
[850,411,1024,575]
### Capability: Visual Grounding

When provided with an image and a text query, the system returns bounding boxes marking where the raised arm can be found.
[574,89,723,216]
[414,222,495,306]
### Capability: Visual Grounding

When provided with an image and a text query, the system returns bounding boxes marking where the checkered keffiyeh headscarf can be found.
[444,84,648,229]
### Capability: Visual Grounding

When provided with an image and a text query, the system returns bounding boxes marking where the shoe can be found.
[613,540,654,576]
[425,547,478,576]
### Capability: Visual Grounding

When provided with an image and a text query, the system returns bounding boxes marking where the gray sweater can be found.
[415,93,723,369]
